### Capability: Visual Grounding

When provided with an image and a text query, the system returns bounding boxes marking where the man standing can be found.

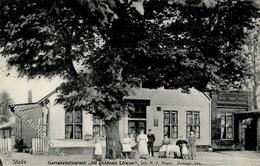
[147,129,155,157]
[188,130,196,160]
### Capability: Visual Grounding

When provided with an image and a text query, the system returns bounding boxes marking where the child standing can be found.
[122,133,132,159]
[93,136,102,161]
[182,143,189,160]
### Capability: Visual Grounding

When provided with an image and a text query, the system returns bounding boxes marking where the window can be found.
[93,117,106,139]
[164,110,178,139]
[129,104,146,119]
[0,129,11,138]
[221,113,233,140]
[186,111,200,139]
[65,110,82,139]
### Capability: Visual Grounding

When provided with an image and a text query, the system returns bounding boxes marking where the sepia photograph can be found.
[0,0,260,165]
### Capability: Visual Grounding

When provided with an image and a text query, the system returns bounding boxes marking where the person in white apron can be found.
[122,133,132,159]
[93,136,102,161]
[137,129,149,159]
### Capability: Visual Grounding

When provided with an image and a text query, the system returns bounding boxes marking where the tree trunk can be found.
[105,120,123,159]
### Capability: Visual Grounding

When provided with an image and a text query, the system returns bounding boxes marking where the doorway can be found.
[244,118,257,150]
[128,120,146,138]
[126,99,149,138]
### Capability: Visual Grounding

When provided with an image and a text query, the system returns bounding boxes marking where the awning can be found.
[234,111,260,114]
[234,111,260,120]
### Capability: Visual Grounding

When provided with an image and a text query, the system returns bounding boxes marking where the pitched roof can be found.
[14,89,57,106]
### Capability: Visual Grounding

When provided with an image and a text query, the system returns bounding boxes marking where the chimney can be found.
[28,90,32,103]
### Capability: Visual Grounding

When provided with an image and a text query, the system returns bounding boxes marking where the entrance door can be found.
[245,118,257,150]
[128,120,146,138]
[127,99,149,138]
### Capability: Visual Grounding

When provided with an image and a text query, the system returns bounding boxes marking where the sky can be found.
[0,57,63,104]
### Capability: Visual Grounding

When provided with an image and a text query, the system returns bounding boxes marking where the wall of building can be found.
[124,88,211,148]
[47,88,211,150]
[47,94,106,148]
[12,104,43,148]
[210,91,253,150]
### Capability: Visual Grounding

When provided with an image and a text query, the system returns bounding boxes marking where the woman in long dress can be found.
[137,129,149,159]
[159,135,171,158]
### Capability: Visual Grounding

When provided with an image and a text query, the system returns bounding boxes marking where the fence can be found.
[32,138,49,155]
[0,138,12,153]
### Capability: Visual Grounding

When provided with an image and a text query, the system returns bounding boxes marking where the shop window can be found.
[93,117,106,139]
[65,110,82,139]
[164,110,178,139]
[186,111,200,139]
[221,113,233,140]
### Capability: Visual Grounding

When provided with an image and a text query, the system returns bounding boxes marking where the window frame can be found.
[65,110,83,139]
[93,116,106,139]
[129,104,147,119]
[186,111,200,139]
[220,113,234,140]
[163,110,178,139]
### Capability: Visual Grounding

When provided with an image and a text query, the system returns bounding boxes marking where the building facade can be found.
[210,91,260,151]
[7,89,260,154]
[43,88,211,154]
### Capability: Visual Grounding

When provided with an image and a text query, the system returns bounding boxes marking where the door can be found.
[127,99,148,138]
[245,118,257,150]
[128,120,146,138]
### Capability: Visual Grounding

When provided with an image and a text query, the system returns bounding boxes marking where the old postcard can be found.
[0,0,260,166]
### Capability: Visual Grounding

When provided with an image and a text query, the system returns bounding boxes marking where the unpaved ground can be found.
[1,151,260,166]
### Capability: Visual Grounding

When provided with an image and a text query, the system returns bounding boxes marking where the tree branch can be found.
[59,29,79,79]
[65,55,79,79]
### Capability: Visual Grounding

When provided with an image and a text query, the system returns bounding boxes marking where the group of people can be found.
[122,128,155,159]
[93,129,196,160]
[158,130,196,160]
[121,128,196,160]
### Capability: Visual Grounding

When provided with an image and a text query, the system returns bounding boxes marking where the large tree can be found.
[0,0,259,159]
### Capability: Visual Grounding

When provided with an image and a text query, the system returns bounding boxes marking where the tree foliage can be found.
[0,0,259,158]
[243,19,260,109]
[0,0,259,121]
[0,91,13,122]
